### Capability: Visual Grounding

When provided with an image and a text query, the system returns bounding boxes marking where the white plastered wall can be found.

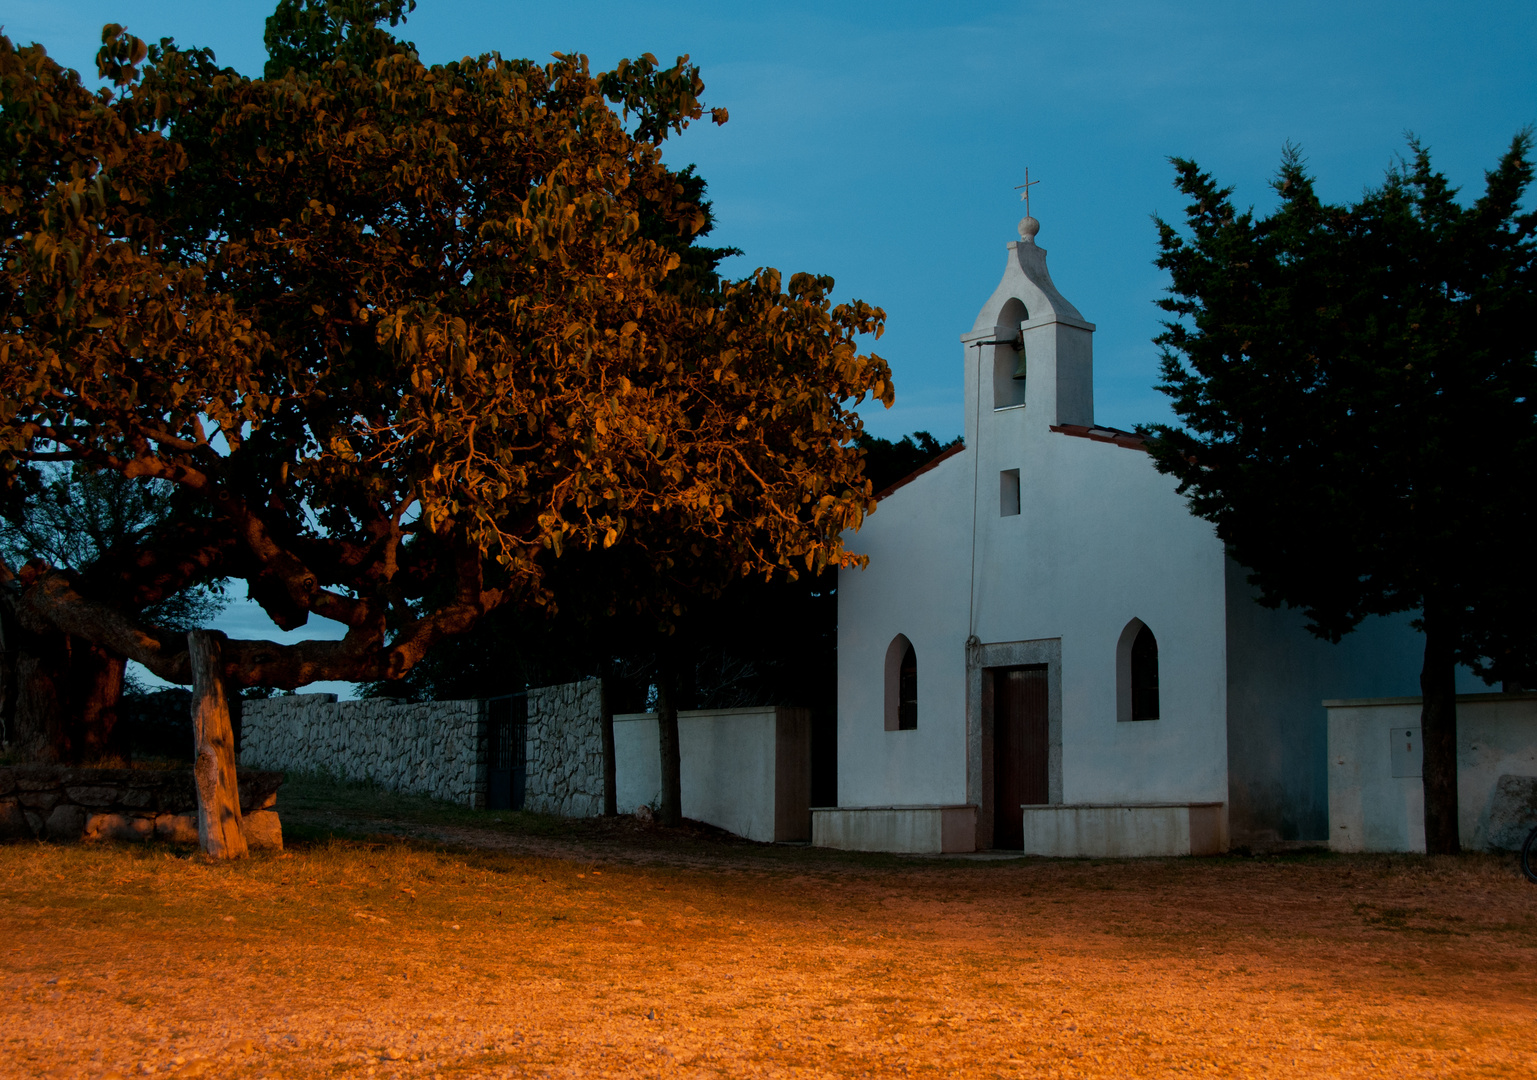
[836,455,974,809]
[968,416,1231,809]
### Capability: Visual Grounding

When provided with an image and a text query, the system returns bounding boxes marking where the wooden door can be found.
[993,665,1049,849]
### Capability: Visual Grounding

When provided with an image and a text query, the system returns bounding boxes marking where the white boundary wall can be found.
[615,707,811,842]
[1327,692,1537,852]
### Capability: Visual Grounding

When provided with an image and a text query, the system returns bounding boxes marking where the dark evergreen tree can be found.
[1143,135,1537,854]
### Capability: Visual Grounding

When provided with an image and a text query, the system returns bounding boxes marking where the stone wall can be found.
[237,682,606,817]
[240,694,486,807]
[0,767,283,849]
[523,680,605,817]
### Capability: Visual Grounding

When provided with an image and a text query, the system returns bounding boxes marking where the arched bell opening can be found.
[991,297,1029,409]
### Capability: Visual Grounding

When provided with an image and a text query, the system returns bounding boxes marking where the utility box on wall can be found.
[1389,727,1422,778]
[613,706,812,843]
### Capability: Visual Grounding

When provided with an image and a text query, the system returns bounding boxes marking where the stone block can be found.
[23,810,44,835]
[242,810,283,851]
[18,791,61,812]
[120,788,156,809]
[155,813,200,843]
[44,804,87,841]
[0,799,33,840]
[153,774,199,813]
[84,813,155,843]
[1482,774,1537,851]
[65,786,122,808]
[0,770,15,796]
[14,768,63,791]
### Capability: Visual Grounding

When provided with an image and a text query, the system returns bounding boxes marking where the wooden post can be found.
[188,630,248,859]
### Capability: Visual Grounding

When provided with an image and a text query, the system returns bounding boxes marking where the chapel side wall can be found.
[522,679,606,818]
[836,453,973,810]
[1224,560,1485,847]
[240,694,486,806]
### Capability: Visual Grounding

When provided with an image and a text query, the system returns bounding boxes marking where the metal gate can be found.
[484,692,528,811]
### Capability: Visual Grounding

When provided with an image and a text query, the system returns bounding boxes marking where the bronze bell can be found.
[1010,332,1027,380]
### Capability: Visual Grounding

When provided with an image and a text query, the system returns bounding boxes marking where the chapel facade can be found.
[816,214,1429,855]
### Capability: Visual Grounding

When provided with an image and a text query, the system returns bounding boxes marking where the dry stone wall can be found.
[523,680,605,817]
[0,767,283,849]
[241,694,486,807]
[238,682,606,817]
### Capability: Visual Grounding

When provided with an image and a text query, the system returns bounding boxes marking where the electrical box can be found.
[1389,727,1422,778]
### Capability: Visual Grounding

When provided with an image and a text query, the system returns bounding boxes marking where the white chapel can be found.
[815,213,1436,856]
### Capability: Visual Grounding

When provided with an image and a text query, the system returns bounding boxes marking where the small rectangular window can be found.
[1000,469,1021,516]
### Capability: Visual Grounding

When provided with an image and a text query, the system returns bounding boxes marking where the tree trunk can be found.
[8,635,69,763]
[188,630,248,859]
[0,592,128,764]
[0,593,16,753]
[655,663,682,828]
[1419,607,1461,855]
[76,644,126,762]
[600,677,617,817]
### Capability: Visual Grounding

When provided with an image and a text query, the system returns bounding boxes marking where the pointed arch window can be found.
[1116,619,1160,722]
[885,634,919,731]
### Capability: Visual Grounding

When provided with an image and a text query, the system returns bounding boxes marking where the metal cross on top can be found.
[1014,169,1040,217]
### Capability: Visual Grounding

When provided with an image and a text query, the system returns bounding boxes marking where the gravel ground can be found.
[2,789,1534,1079]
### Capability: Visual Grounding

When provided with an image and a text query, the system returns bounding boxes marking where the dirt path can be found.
[2,827,1534,1078]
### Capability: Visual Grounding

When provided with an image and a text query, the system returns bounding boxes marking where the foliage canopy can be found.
[0,0,892,690]
[1144,136,1536,677]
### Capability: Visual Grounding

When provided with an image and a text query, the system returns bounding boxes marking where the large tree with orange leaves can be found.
[0,0,890,724]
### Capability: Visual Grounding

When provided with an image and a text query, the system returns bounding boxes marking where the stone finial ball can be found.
[1018,215,1041,242]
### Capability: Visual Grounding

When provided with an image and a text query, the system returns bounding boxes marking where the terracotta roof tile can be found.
[1049,423,1149,452]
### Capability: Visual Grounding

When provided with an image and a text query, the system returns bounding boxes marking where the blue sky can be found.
[8,1,1534,694]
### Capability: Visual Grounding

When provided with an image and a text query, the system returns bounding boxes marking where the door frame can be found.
[967,638,1062,849]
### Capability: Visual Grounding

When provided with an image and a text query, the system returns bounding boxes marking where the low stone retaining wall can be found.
[812,805,976,854]
[523,680,605,817]
[0,767,283,849]
[241,694,485,807]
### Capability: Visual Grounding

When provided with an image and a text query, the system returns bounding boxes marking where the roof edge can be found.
[874,441,966,501]
[1049,423,1148,453]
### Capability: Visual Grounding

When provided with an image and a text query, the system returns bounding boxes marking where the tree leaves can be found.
[0,3,891,688]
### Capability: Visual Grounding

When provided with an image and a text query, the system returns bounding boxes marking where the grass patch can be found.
[274,769,579,841]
